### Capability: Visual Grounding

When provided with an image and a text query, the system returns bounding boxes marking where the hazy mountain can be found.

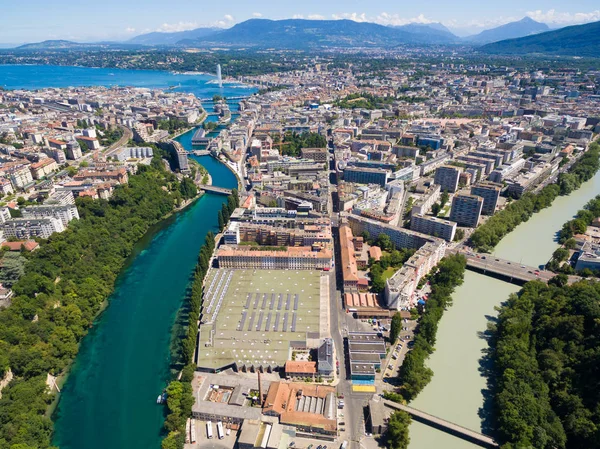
[127,27,220,46]
[480,20,600,57]
[465,17,550,44]
[180,18,459,48]
[15,40,142,50]
[393,23,459,43]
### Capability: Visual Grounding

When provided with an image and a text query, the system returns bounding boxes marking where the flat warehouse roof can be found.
[197,269,323,371]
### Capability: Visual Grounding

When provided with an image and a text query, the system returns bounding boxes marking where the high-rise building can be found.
[449,194,483,228]
[471,182,502,215]
[434,165,462,193]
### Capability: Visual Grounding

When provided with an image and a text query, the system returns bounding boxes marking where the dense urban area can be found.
[0,35,599,449]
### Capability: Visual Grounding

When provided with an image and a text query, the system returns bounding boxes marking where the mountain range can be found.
[125,17,548,48]
[463,17,550,44]
[11,17,599,57]
[480,20,600,57]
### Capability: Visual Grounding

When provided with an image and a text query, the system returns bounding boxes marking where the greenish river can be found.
[409,169,600,448]
[53,151,237,449]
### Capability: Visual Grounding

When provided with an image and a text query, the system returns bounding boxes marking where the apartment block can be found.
[2,217,64,239]
[449,194,483,228]
[385,240,446,309]
[471,182,502,215]
[21,204,80,228]
[345,214,431,250]
[433,165,462,193]
[410,214,457,242]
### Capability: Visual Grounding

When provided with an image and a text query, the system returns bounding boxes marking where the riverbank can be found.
[51,156,237,449]
[471,144,600,252]
[408,165,600,449]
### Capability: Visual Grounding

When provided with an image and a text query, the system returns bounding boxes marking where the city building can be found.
[348,332,386,384]
[575,241,600,272]
[343,167,389,187]
[433,165,462,193]
[471,181,502,215]
[21,204,79,228]
[410,214,457,242]
[300,147,328,162]
[411,184,441,217]
[2,217,64,239]
[384,240,446,309]
[9,166,33,190]
[217,246,332,270]
[346,214,432,250]
[317,338,334,377]
[66,142,82,160]
[30,158,58,179]
[263,382,337,435]
[449,194,483,228]
[339,225,359,291]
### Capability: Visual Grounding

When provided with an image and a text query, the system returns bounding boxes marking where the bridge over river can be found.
[381,399,499,448]
[450,249,580,285]
[199,185,232,195]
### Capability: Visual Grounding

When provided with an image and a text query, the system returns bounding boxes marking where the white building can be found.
[22,204,79,228]
[2,217,64,239]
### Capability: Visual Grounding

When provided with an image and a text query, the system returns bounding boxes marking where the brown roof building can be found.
[263,382,337,435]
[339,225,359,291]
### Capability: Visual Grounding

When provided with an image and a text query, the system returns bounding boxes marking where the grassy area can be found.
[382,267,397,281]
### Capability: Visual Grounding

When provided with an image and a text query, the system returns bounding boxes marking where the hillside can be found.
[127,27,219,46]
[466,17,549,44]
[393,23,459,43]
[181,18,457,48]
[480,20,600,56]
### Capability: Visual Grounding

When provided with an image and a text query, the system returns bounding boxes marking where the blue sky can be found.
[1,0,599,43]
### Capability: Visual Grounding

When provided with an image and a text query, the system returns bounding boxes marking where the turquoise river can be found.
[0,64,255,449]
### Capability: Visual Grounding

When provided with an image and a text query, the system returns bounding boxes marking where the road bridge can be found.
[381,399,499,448]
[199,185,232,195]
[189,150,210,156]
[450,249,580,285]
[198,96,251,102]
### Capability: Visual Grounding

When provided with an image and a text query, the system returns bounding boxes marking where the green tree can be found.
[217,210,225,231]
[386,411,411,449]
[390,313,402,343]
[179,177,198,200]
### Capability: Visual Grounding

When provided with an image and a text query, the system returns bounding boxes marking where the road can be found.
[328,138,371,449]
[104,125,133,158]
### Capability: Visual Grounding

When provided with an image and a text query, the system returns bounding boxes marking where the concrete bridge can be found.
[189,150,210,156]
[450,249,580,285]
[199,185,232,195]
[198,96,251,102]
[381,399,499,448]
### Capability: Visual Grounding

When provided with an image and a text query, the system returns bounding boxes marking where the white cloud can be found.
[156,22,198,33]
[224,14,234,22]
[526,9,600,25]
[125,27,136,33]
[252,12,262,18]
[331,13,368,22]
[307,14,325,20]
[292,14,304,19]
[329,12,437,26]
